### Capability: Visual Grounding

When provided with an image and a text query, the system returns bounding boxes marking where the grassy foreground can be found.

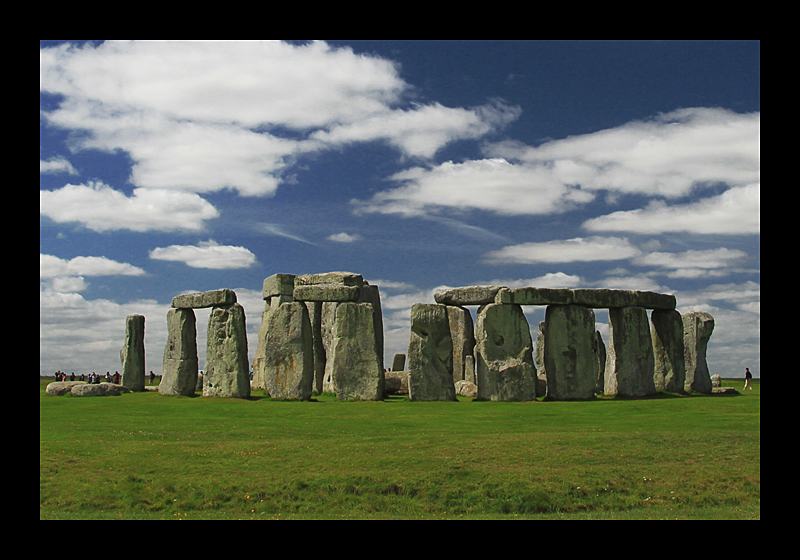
[40,378,759,520]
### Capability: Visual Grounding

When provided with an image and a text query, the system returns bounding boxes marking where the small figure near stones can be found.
[150,370,156,385]
[743,367,753,391]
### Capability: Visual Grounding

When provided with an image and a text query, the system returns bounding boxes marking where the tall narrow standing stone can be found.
[204,303,250,398]
[120,314,145,391]
[447,305,475,383]
[682,311,714,394]
[593,330,606,395]
[605,306,656,397]
[160,308,198,396]
[392,353,406,371]
[407,303,456,401]
[475,303,536,401]
[263,301,314,400]
[543,305,597,400]
[651,309,686,393]
[328,302,384,400]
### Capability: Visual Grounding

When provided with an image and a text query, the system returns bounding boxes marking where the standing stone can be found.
[534,321,546,378]
[543,305,597,400]
[447,305,475,383]
[392,353,406,371]
[475,303,537,401]
[682,311,715,394]
[593,330,606,395]
[263,301,314,400]
[357,284,385,373]
[160,308,198,396]
[120,314,146,392]
[407,303,456,401]
[328,302,384,400]
[605,306,656,397]
[651,309,686,393]
[304,301,326,395]
[252,294,293,391]
[464,355,475,383]
[321,301,339,393]
[203,303,250,399]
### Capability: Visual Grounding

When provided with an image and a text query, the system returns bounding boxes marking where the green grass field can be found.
[40,378,759,520]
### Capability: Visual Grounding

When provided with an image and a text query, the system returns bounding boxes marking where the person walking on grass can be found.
[743,367,753,391]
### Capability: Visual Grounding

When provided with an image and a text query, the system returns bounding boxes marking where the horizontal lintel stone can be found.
[294,272,365,287]
[263,274,296,299]
[495,287,675,309]
[293,284,360,302]
[433,285,507,306]
[172,289,237,309]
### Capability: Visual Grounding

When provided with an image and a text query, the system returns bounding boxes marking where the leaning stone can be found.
[294,271,365,287]
[203,303,250,398]
[263,301,314,400]
[391,353,406,372]
[46,381,86,396]
[434,286,507,306]
[293,284,360,302]
[327,302,384,400]
[160,308,198,397]
[172,289,237,309]
[455,380,478,398]
[407,303,456,401]
[683,311,715,394]
[651,309,686,393]
[71,383,130,397]
[447,305,475,382]
[262,274,296,299]
[120,314,146,392]
[605,306,656,397]
[475,303,537,401]
[543,305,597,400]
[385,370,409,395]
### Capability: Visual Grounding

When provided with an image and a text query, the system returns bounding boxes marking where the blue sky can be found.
[40,40,760,378]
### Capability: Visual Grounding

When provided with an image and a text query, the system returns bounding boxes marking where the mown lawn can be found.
[40,378,759,519]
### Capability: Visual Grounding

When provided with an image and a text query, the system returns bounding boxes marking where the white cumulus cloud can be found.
[149,240,257,269]
[483,236,642,264]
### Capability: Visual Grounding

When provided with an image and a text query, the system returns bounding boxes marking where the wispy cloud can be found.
[260,223,317,245]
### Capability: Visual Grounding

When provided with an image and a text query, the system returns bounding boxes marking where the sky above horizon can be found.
[40,40,760,378]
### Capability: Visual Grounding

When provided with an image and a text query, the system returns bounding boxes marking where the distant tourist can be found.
[743,367,753,391]
[150,371,156,385]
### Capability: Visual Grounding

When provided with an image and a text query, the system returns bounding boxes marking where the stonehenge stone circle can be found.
[407,303,457,401]
[651,309,686,393]
[204,303,250,398]
[605,306,656,397]
[543,305,597,400]
[475,303,537,401]
[120,314,146,392]
[683,311,715,394]
[263,301,314,400]
[160,308,199,397]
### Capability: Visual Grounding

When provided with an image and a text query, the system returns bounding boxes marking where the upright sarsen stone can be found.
[120,314,145,392]
[651,309,686,393]
[605,306,656,397]
[263,301,314,400]
[328,302,384,400]
[204,303,250,398]
[160,308,198,396]
[475,303,536,401]
[543,305,597,400]
[407,303,456,401]
[447,305,475,382]
[682,311,715,394]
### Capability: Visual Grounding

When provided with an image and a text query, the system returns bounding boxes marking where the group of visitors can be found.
[52,370,121,384]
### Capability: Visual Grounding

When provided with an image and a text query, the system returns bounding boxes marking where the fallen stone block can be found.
[712,386,739,394]
[385,370,409,395]
[172,289,237,309]
[434,286,507,306]
[455,380,478,398]
[46,381,86,396]
[71,383,130,397]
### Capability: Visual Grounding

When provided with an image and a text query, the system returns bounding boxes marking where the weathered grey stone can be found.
[455,380,478,398]
[605,306,656,397]
[593,330,606,395]
[294,271,365,287]
[447,305,475,382]
[534,321,546,378]
[357,284,385,373]
[196,371,203,392]
[304,301,326,395]
[712,386,738,394]
[683,311,715,394]
[203,303,250,398]
[711,374,721,387]
[543,305,597,400]
[496,287,676,310]
[475,303,537,401]
[385,370,409,395]
[71,382,130,397]
[262,274,296,299]
[252,294,293,391]
[120,314,146,392]
[434,286,507,306]
[263,302,314,400]
[46,381,86,396]
[464,355,475,383]
[160,308,199,397]
[328,302,384,400]
[293,284,360,302]
[651,309,686,393]
[391,353,406,372]
[171,288,237,309]
[407,303,456,401]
